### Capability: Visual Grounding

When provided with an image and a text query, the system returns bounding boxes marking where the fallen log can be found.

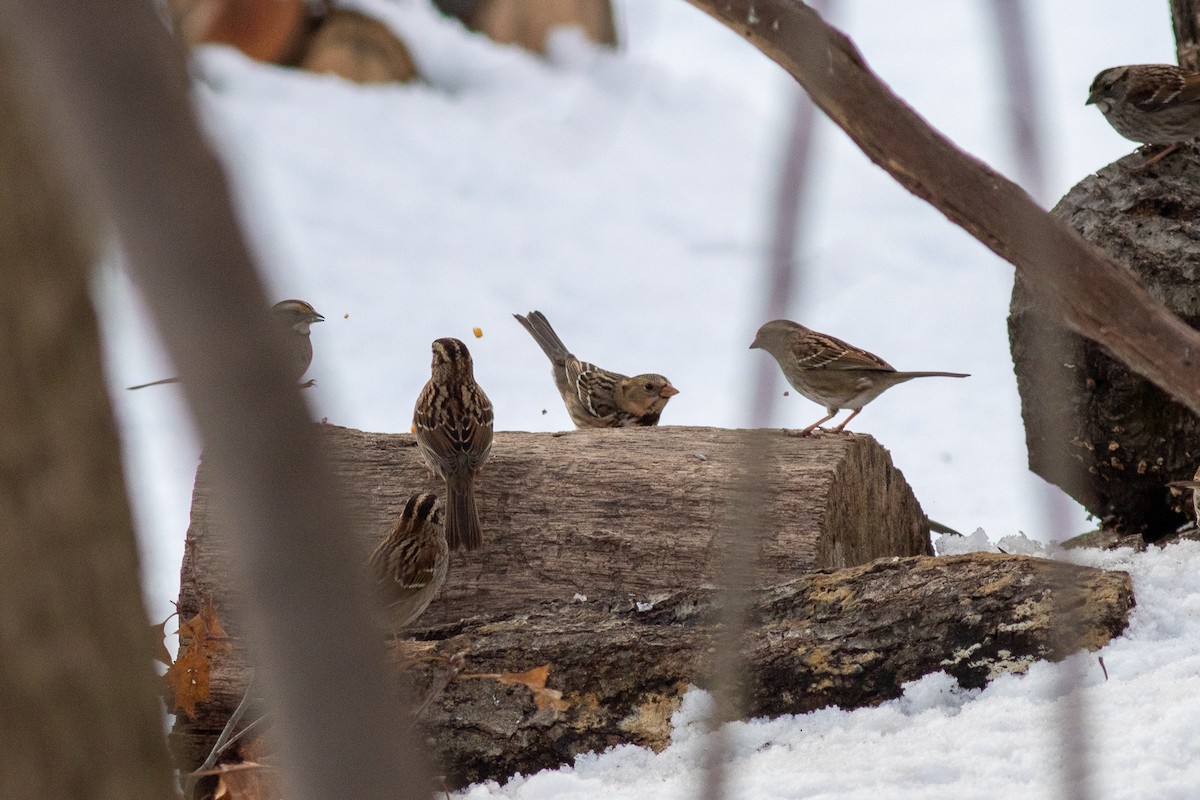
[1009,151,1200,538]
[170,553,1134,788]
[180,425,936,628]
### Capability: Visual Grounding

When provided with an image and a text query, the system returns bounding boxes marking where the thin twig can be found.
[188,674,257,799]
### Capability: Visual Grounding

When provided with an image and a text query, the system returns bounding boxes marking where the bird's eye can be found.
[644,382,654,391]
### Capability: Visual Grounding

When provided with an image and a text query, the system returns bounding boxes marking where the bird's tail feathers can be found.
[514,311,571,364]
[443,475,482,552]
[126,376,182,391]
[893,371,970,381]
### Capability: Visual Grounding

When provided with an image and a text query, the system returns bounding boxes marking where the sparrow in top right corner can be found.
[513,310,678,428]
[750,319,968,436]
[1087,64,1200,169]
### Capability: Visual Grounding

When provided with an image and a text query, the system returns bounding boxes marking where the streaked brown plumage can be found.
[369,492,448,632]
[413,338,493,551]
[514,310,678,428]
[127,299,324,389]
[750,319,968,435]
[1168,465,1200,522]
[1087,64,1200,167]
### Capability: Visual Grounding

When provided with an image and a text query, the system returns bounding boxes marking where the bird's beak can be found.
[749,337,761,350]
[661,384,680,398]
[1085,89,1099,106]
[309,311,326,324]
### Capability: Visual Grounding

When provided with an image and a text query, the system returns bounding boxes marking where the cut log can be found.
[1009,150,1200,538]
[170,553,1134,788]
[300,9,420,84]
[468,0,617,53]
[166,0,309,64]
[179,425,935,630]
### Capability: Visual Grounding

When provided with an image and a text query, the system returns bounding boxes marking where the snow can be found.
[93,0,1200,796]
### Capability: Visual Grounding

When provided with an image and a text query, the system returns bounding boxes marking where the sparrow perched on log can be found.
[1087,64,1200,168]
[413,337,493,551]
[750,319,968,436]
[369,492,448,632]
[513,310,679,428]
[127,299,325,389]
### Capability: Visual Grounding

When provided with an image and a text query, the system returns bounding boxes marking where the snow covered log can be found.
[170,553,1133,788]
[179,424,936,629]
[1009,151,1200,539]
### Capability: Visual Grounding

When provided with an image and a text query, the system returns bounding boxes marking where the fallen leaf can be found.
[163,647,210,718]
[151,610,178,667]
[464,663,571,713]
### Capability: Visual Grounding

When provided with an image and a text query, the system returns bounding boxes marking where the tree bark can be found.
[1010,154,1200,537]
[681,0,1200,419]
[180,425,936,629]
[171,553,1134,789]
[0,55,174,800]
[1172,0,1200,70]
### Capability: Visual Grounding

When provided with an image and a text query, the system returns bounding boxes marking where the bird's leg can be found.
[1124,143,1179,172]
[795,409,838,437]
[831,407,863,433]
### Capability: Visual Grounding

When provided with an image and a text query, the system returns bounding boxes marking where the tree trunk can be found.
[171,553,1134,789]
[0,55,174,800]
[1009,153,1200,538]
[180,425,936,628]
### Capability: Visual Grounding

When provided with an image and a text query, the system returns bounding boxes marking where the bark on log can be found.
[179,425,935,629]
[171,553,1134,789]
[1009,151,1200,538]
[680,0,1200,420]
[1172,0,1200,70]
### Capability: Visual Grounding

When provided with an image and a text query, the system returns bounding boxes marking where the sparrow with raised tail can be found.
[413,338,493,551]
[127,299,325,389]
[370,492,448,632]
[513,310,679,428]
[1087,64,1200,168]
[750,319,969,436]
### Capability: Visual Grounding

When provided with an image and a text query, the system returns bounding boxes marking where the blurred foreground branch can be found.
[683,0,1200,416]
[0,2,428,798]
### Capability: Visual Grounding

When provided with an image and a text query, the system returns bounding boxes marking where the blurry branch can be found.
[986,0,1045,200]
[986,5,1092,799]
[1172,0,1200,71]
[0,50,175,800]
[0,2,428,800]
[682,0,1200,416]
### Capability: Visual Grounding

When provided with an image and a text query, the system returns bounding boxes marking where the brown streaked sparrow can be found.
[1087,64,1200,168]
[127,298,324,389]
[750,319,968,436]
[370,492,448,632]
[1168,466,1200,521]
[513,310,679,428]
[413,338,493,551]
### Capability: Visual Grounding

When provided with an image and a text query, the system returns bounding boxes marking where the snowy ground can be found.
[94,0,1199,796]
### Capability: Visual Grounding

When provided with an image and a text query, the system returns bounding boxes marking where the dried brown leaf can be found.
[163,647,210,718]
[466,663,571,713]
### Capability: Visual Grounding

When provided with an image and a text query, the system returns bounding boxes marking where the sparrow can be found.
[127,299,324,389]
[412,337,493,551]
[513,310,679,428]
[369,492,449,633]
[1168,466,1200,521]
[1087,64,1200,168]
[750,319,969,436]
